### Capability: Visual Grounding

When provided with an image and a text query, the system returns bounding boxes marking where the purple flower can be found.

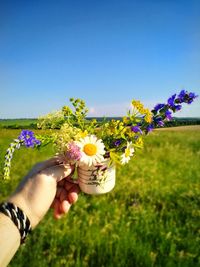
[188,92,196,98]
[153,103,165,113]
[167,93,182,111]
[167,94,176,108]
[114,140,121,147]
[187,92,198,104]
[131,126,142,134]
[146,124,154,133]
[65,142,81,161]
[177,90,186,102]
[18,130,41,148]
[165,110,172,120]
[144,90,197,133]
[176,90,198,104]
[154,117,164,127]
[174,104,182,111]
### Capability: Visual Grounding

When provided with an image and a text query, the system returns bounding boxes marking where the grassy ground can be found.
[0,127,200,267]
[0,119,37,129]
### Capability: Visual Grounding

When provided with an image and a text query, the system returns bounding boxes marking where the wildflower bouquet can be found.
[3,90,197,194]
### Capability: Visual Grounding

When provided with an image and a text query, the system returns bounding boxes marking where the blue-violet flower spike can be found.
[18,130,41,148]
[131,126,143,134]
[167,94,176,108]
[153,103,165,113]
[114,140,121,147]
[165,110,172,120]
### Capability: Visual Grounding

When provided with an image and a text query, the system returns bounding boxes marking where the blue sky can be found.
[0,0,199,118]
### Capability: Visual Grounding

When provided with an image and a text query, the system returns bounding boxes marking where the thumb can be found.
[41,164,75,182]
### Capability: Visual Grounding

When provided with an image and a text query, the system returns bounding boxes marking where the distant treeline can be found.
[164,117,200,127]
[0,119,38,129]
[0,117,200,129]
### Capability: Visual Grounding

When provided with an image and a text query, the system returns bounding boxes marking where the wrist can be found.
[0,202,32,244]
[8,194,40,229]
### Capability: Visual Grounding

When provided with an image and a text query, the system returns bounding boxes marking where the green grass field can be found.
[0,127,200,267]
[0,119,37,129]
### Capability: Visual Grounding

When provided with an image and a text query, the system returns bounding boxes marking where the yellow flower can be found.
[81,131,88,137]
[132,100,152,122]
[145,114,152,123]
[135,137,143,148]
[123,117,129,124]
[144,110,152,123]
[132,100,145,114]
[76,130,88,139]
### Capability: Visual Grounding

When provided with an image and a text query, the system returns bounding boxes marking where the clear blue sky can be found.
[0,0,199,118]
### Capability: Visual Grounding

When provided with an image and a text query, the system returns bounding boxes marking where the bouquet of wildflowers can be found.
[3,90,197,193]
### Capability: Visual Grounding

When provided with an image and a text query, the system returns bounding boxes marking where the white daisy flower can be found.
[76,135,105,167]
[121,142,135,165]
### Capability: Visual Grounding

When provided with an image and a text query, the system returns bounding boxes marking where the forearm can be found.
[0,160,78,266]
[0,213,20,267]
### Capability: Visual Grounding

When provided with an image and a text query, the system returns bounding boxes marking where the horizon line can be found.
[0,116,200,120]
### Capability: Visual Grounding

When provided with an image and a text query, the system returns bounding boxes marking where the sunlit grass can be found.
[0,127,200,267]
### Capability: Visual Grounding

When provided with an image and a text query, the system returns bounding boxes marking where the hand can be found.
[8,157,80,228]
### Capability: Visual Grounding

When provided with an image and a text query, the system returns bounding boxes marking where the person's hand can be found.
[8,157,80,228]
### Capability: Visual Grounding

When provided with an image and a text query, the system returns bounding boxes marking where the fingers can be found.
[34,156,61,172]
[60,200,71,213]
[64,179,80,204]
[52,196,71,219]
[34,156,75,181]
[51,178,80,219]
[67,185,80,204]
[41,164,75,182]
[60,188,68,202]
[52,199,62,219]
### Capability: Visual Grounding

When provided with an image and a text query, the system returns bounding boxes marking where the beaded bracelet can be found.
[0,202,32,244]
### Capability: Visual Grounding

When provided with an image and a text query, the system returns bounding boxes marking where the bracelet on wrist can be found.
[0,202,32,244]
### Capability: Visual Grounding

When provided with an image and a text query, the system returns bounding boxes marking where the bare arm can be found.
[0,158,80,267]
[0,213,20,267]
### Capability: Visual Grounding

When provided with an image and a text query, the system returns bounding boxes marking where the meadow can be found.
[0,127,200,267]
[0,119,37,129]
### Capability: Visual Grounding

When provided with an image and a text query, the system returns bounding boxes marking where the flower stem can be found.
[3,139,21,180]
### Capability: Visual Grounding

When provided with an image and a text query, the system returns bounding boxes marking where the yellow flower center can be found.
[83,143,97,156]
[125,148,131,157]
